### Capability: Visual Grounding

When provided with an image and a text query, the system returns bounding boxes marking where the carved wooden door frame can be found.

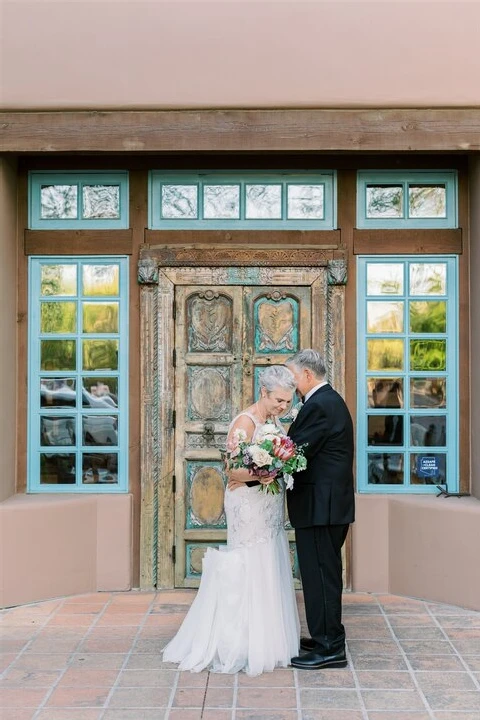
[137,246,348,589]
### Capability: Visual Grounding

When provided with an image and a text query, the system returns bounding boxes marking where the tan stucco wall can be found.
[353,495,480,611]
[2,1,480,110]
[0,494,132,608]
[470,156,480,501]
[0,158,17,502]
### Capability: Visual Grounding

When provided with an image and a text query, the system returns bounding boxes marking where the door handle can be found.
[202,421,215,446]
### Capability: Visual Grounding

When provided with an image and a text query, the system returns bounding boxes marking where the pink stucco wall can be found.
[2,1,480,110]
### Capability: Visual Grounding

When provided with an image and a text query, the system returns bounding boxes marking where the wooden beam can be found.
[144,229,341,247]
[353,229,462,255]
[2,109,480,153]
[24,229,133,255]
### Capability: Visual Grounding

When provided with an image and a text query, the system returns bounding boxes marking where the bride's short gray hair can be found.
[259,365,296,393]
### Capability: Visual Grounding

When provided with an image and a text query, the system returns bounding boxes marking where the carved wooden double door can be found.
[174,284,312,587]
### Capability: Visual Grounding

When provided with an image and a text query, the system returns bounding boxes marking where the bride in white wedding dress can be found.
[163,365,300,676]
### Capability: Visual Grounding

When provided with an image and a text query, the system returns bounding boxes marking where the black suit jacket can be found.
[287,384,355,528]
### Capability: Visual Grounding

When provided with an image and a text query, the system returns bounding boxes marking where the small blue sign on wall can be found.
[416,455,440,479]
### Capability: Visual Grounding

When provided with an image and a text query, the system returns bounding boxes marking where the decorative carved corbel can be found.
[327,259,347,286]
[138,255,159,285]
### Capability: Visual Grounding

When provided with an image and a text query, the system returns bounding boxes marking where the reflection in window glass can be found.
[82,377,118,408]
[367,301,403,333]
[82,453,118,484]
[410,416,446,447]
[41,302,76,334]
[287,185,324,219]
[82,185,120,219]
[40,453,76,484]
[410,263,446,296]
[368,378,404,409]
[83,416,118,446]
[40,185,78,219]
[161,185,198,219]
[410,340,446,371]
[245,185,282,219]
[41,416,76,446]
[367,264,403,296]
[83,302,119,334]
[409,185,446,218]
[82,264,119,296]
[41,265,77,296]
[40,378,76,408]
[367,339,404,371]
[41,340,76,371]
[410,378,446,409]
[82,340,119,371]
[203,185,240,219]
[368,415,404,446]
[368,453,404,484]
[366,185,403,218]
[411,453,446,485]
[409,301,446,333]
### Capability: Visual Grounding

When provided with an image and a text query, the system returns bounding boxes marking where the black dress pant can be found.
[295,524,349,653]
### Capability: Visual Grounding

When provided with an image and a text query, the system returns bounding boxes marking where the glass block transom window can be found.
[357,172,457,229]
[357,257,458,493]
[28,257,129,492]
[149,172,336,229]
[29,172,129,229]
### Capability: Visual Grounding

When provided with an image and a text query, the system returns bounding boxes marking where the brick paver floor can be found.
[1,590,480,719]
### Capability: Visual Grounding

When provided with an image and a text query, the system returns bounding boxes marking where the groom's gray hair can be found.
[286,349,327,379]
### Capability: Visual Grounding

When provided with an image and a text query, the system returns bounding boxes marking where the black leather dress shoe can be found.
[300,637,317,652]
[291,649,347,669]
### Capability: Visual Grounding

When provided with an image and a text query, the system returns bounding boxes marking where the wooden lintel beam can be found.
[2,109,480,153]
[353,228,462,255]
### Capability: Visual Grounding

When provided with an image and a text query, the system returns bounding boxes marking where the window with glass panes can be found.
[149,171,336,229]
[356,257,458,493]
[28,258,129,492]
[357,171,457,229]
[29,171,129,229]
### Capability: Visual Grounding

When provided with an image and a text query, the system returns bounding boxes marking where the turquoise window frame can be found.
[29,171,129,229]
[28,256,129,493]
[356,256,459,494]
[149,171,337,229]
[357,171,458,229]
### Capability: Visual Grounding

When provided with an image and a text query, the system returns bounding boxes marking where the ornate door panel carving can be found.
[243,287,311,405]
[174,284,311,587]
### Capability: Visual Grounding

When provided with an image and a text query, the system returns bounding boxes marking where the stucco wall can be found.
[0,494,132,608]
[2,1,480,110]
[353,495,480,611]
[0,158,17,502]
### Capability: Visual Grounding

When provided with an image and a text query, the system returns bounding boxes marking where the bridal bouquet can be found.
[227,423,307,495]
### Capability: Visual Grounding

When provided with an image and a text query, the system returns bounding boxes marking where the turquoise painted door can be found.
[174,284,312,587]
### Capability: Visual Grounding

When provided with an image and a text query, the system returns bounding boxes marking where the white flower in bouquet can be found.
[255,422,280,442]
[290,402,303,421]
[249,445,274,467]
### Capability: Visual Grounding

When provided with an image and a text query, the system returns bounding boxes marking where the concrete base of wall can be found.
[352,494,480,611]
[0,494,132,608]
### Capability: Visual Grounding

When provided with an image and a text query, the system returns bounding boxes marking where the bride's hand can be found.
[227,479,244,491]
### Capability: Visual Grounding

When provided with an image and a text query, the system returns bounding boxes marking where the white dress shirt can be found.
[304,380,328,403]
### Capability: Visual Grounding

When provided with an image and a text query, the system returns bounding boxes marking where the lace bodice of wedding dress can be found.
[224,411,286,549]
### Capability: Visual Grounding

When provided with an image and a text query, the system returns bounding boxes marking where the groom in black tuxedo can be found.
[286,349,355,669]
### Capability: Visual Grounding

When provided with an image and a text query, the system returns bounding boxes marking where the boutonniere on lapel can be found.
[289,402,303,421]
